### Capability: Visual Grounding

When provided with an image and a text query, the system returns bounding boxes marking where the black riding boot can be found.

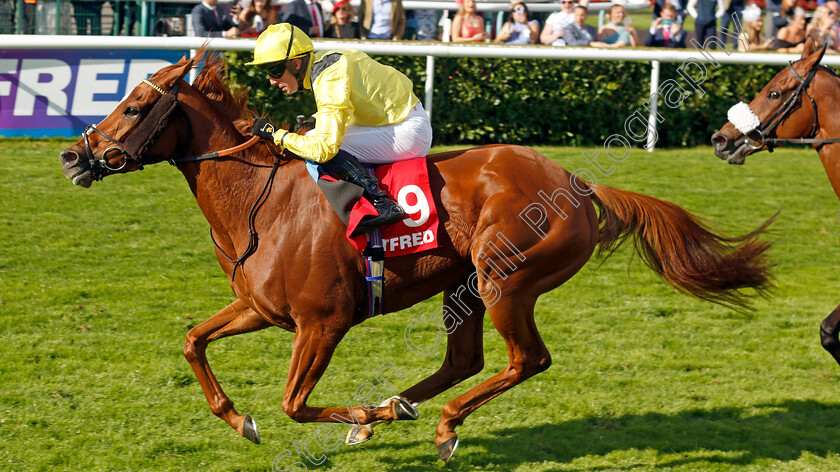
[323,151,405,231]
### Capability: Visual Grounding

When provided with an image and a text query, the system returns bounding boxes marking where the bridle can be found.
[745,62,840,151]
[83,78,261,181]
[83,79,184,181]
[82,77,270,282]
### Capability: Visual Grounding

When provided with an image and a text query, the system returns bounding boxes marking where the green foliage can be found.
[224,53,786,148]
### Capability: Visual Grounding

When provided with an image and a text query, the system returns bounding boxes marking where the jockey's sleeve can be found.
[272,59,352,163]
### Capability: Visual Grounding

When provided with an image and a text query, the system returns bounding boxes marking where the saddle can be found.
[313,157,440,318]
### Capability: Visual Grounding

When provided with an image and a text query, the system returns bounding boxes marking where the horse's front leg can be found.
[345,282,485,445]
[820,303,840,365]
[184,298,272,443]
[281,324,410,426]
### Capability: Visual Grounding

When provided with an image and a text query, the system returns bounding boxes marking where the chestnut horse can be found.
[60,51,773,461]
[711,42,840,374]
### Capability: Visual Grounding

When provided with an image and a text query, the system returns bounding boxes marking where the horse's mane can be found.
[190,48,257,135]
[189,48,297,139]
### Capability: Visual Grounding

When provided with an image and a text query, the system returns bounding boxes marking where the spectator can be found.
[71,0,102,35]
[737,4,773,50]
[413,9,441,40]
[807,5,839,51]
[495,2,539,44]
[541,0,575,46]
[359,0,405,39]
[687,0,725,47]
[191,0,241,37]
[646,3,687,47]
[324,0,360,38]
[22,0,36,33]
[239,0,278,36]
[563,6,610,46]
[769,0,797,38]
[598,5,639,46]
[281,0,324,37]
[452,0,489,42]
[652,0,685,23]
[771,6,806,51]
[112,0,137,35]
[719,0,744,47]
[826,0,840,36]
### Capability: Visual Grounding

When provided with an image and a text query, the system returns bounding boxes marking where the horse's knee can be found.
[820,316,840,352]
[446,353,485,381]
[183,333,199,364]
[511,351,551,381]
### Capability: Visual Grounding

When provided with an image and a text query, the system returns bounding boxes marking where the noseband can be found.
[739,63,840,151]
[83,79,183,181]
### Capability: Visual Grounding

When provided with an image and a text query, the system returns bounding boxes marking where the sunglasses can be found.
[513,6,526,13]
[560,1,573,4]
[261,60,287,79]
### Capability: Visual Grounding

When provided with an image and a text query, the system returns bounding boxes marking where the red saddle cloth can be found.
[322,157,440,257]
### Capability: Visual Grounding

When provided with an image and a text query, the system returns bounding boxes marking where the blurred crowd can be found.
[2,0,838,52]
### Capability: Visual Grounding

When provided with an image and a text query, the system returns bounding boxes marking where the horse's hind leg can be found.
[435,295,550,462]
[401,284,487,402]
[184,298,272,443]
[346,283,487,444]
[820,304,840,366]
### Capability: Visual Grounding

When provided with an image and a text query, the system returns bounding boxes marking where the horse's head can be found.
[59,54,198,187]
[712,41,828,165]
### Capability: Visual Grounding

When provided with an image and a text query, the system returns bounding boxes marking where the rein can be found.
[746,63,840,151]
[83,77,274,283]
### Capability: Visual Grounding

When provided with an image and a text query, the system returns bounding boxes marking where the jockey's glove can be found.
[252,118,277,141]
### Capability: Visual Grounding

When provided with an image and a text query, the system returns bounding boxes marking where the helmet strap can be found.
[287,54,311,91]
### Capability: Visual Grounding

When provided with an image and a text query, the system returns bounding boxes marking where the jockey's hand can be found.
[252,118,277,141]
[294,115,316,133]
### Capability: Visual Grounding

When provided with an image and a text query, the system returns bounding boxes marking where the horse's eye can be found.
[124,106,140,117]
[769,91,781,100]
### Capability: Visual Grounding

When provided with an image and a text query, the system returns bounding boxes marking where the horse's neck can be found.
[178,146,308,259]
[818,147,840,202]
[817,72,840,202]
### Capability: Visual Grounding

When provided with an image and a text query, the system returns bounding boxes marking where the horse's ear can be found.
[799,41,827,69]
[801,37,817,59]
[153,44,209,90]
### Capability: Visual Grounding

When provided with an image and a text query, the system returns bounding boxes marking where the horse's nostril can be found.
[61,150,79,165]
[712,135,726,147]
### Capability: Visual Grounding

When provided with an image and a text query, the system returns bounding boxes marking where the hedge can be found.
[223,50,786,148]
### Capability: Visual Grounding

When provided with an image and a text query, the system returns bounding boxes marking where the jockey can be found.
[247,23,433,232]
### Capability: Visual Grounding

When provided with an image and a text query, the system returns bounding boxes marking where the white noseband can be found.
[727,102,761,135]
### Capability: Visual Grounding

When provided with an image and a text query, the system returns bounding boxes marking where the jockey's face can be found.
[268,58,302,94]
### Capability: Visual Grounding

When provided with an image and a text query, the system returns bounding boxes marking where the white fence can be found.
[1,34,833,148]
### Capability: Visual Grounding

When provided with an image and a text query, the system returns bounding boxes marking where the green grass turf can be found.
[1,138,840,471]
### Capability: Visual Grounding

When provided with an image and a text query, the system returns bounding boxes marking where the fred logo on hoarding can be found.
[0,49,188,137]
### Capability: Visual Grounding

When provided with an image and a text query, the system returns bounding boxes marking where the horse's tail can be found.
[589,184,776,310]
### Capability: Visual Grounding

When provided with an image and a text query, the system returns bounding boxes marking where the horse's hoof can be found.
[391,396,419,421]
[437,435,459,462]
[345,423,375,445]
[242,414,261,444]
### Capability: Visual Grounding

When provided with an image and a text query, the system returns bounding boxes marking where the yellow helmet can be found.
[246,23,313,67]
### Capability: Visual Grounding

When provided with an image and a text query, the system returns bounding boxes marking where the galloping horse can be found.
[711,42,840,372]
[60,50,774,461]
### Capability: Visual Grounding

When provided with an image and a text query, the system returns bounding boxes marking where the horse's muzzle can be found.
[711,130,748,165]
[59,148,94,188]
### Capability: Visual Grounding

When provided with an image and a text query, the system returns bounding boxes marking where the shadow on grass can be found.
[327,399,840,471]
